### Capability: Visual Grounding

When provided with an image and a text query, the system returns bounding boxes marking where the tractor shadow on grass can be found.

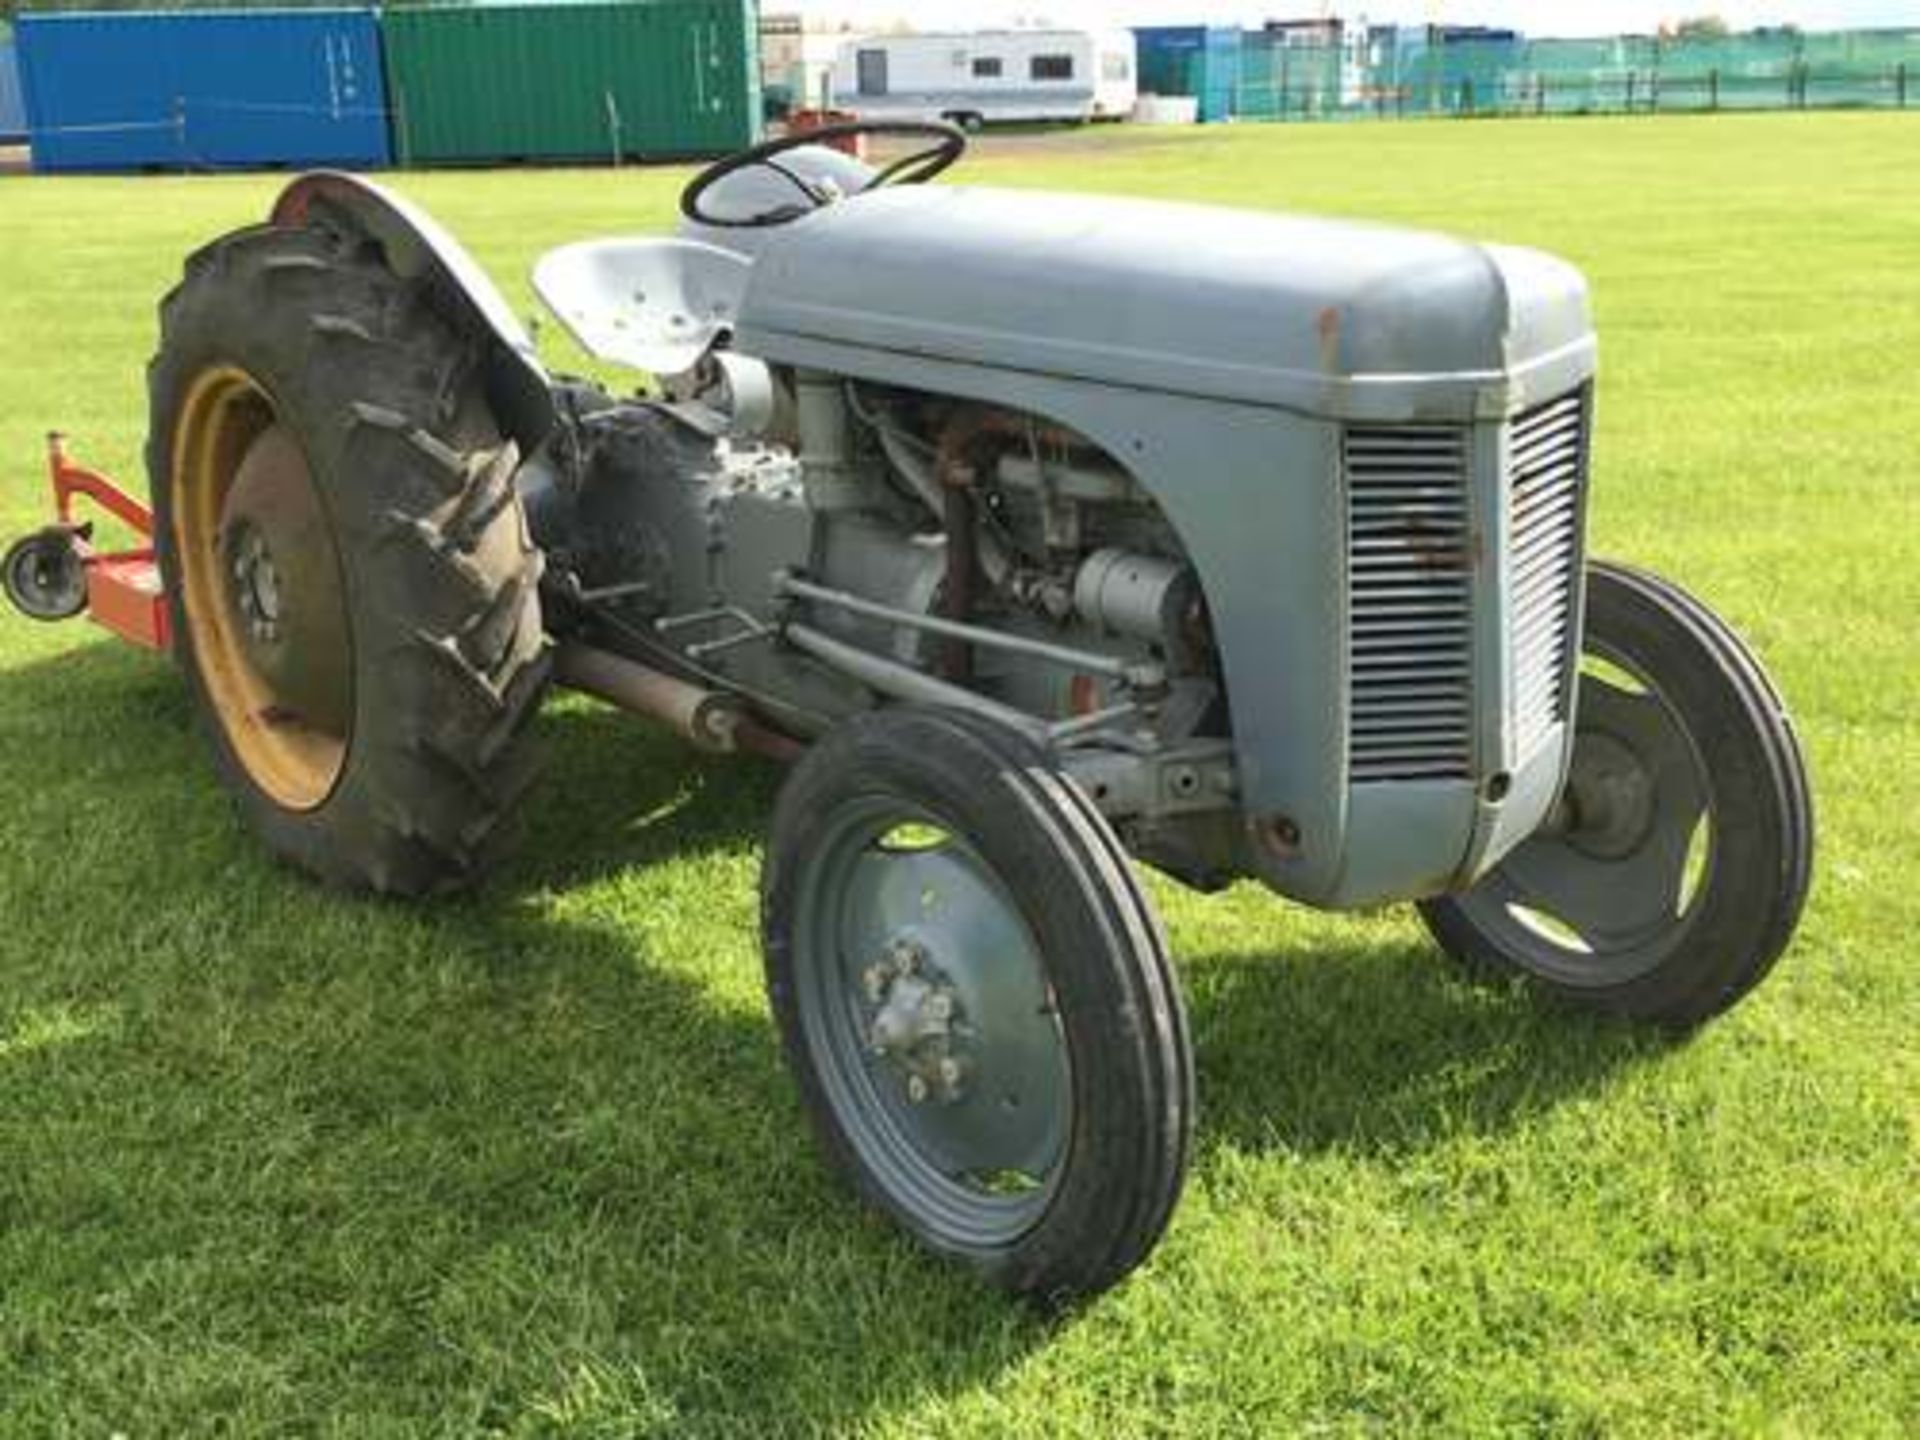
[1180,932,1678,1161]
[515,704,1675,1164]
[494,695,782,898]
[0,645,1052,1430]
[0,643,1672,1428]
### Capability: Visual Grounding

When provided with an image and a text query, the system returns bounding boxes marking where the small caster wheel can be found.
[3,527,88,622]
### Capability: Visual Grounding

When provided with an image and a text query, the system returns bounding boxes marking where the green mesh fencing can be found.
[1168,27,1919,122]
[1233,34,1346,120]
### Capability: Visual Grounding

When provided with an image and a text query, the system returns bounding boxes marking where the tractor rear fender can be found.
[269,171,556,451]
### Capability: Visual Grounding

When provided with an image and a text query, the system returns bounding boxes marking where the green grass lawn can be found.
[1,113,1915,1435]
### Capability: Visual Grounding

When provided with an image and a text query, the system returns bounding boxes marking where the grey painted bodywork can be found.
[738,187,1592,422]
[267,166,1597,912]
[730,187,1597,908]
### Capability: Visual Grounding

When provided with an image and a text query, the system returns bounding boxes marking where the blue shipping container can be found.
[17,9,389,173]
[0,41,25,143]
[1133,26,1241,122]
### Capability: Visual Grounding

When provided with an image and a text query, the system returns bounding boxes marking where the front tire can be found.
[147,220,550,896]
[762,708,1193,1300]
[1420,561,1814,1026]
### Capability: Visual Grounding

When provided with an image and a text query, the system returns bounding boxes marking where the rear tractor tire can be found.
[1419,561,1814,1026]
[147,220,550,896]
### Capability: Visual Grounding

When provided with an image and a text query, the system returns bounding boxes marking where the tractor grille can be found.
[1507,392,1589,757]
[1344,422,1475,783]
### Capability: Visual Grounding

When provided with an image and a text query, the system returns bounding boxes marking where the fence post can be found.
[1710,69,1719,111]
[1463,76,1474,115]
[1899,62,1908,109]
[1650,71,1660,112]
[1626,71,1637,113]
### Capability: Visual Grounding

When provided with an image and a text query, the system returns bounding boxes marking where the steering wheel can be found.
[681,121,967,230]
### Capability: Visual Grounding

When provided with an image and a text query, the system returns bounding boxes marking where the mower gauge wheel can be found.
[3,528,88,622]
[680,120,967,230]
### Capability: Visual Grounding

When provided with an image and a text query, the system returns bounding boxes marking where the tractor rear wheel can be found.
[1419,561,1814,1026]
[147,221,549,895]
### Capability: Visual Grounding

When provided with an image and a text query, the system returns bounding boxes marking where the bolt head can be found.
[906,1075,929,1104]
[889,939,921,974]
[937,1057,962,1087]
[927,993,953,1022]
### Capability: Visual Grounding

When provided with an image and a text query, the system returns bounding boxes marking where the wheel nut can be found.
[889,940,920,974]
[906,1075,929,1104]
[927,993,953,1021]
[863,964,890,1002]
[938,1057,962,1087]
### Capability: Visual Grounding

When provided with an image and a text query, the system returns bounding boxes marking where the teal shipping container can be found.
[382,0,760,165]
[1133,27,1240,123]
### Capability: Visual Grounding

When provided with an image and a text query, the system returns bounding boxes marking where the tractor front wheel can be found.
[762,708,1194,1301]
[147,221,549,895]
[1419,561,1814,1026]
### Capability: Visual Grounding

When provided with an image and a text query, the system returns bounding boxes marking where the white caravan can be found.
[832,30,1138,129]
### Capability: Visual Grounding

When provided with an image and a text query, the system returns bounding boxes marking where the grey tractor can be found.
[132,123,1811,1299]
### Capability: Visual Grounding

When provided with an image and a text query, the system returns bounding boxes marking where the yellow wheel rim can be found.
[171,367,352,812]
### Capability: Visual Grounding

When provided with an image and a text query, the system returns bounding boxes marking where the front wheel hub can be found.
[1561,731,1658,860]
[864,939,969,1104]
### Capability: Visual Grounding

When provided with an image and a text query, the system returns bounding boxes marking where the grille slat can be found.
[1345,422,1474,783]
[1343,390,1590,790]
[1508,393,1588,757]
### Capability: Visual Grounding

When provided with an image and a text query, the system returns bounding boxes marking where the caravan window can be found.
[1102,53,1133,82]
[972,56,1004,78]
[1031,54,1075,81]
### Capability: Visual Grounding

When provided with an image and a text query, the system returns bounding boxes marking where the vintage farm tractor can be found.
[4,123,1812,1299]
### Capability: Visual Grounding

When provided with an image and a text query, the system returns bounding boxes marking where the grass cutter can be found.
[2,122,1814,1301]
[5,433,170,652]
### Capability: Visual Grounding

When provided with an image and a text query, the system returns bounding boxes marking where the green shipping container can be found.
[383,0,760,165]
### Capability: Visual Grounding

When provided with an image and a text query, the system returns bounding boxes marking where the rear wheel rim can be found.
[1453,643,1713,987]
[172,367,353,812]
[792,797,1071,1250]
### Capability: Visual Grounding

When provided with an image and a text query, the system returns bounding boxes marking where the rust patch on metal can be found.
[1316,306,1342,371]
[1253,813,1303,861]
[1395,515,1474,572]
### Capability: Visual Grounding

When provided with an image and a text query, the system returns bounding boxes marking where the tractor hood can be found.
[732,186,1594,421]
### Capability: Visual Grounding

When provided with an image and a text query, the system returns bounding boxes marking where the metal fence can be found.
[1182,27,1920,123]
